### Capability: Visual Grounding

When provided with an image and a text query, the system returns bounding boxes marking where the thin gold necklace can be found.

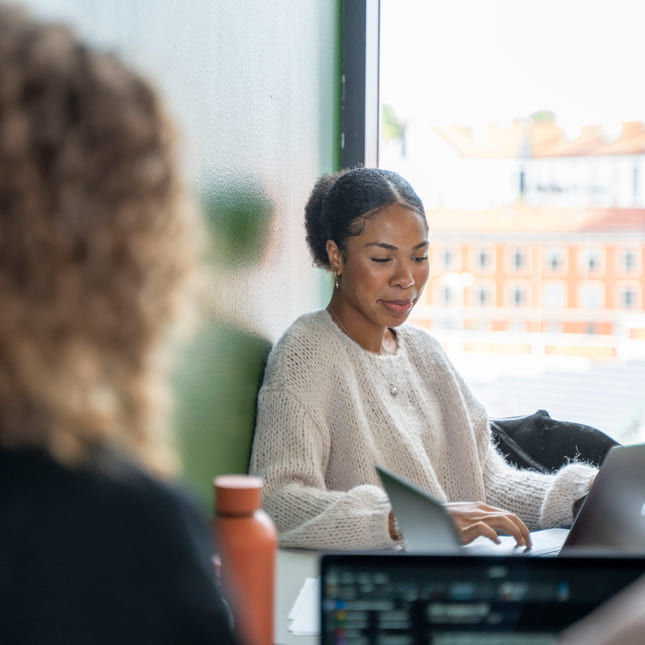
[327,306,400,396]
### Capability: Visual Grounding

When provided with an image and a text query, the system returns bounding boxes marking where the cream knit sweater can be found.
[249,310,597,550]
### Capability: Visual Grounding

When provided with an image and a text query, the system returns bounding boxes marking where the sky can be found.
[380,0,645,136]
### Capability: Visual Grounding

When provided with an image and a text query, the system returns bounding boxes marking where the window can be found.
[621,288,636,308]
[618,284,640,309]
[440,285,456,306]
[473,247,494,273]
[476,249,489,271]
[618,248,640,274]
[543,282,567,309]
[635,162,641,202]
[473,282,494,306]
[579,249,604,275]
[579,281,604,309]
[508,283,528,307]
[545,247,566,274]
[440,247,459,271]
[508,247,527,272]
[377,0,645,443]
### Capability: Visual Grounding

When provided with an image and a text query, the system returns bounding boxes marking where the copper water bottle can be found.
[214,475,278,645]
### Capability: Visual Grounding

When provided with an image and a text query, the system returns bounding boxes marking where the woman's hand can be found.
[445,501,531,548]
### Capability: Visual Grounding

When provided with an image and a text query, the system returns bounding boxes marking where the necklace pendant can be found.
[389,384,399,397]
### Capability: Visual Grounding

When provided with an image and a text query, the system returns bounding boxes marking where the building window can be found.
[474,283,492,306]
[543,282,567,309]
[618,285,639,309]
[580,248,604,274]
[508,284,527,307]
[473,247,494,272]
[545,247,566,273]
[508,247,527,272]
[440,285,455,306]
[634,162,640,202]
[621,289,636,308]
[618,248,640,274]
[579,281,604,308]
[440,247,459,271]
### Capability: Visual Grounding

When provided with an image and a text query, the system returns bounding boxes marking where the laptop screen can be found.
[320,552,645,644]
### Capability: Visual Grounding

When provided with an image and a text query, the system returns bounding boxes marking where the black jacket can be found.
[491,409,619,473]
[0,445,238,645]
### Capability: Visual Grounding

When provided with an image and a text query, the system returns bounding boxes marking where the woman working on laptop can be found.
[250,167,598,551]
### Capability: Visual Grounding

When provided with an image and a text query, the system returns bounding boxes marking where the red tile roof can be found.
[428,203,645,234]
[434,121,645,158]
[582,208,645,232]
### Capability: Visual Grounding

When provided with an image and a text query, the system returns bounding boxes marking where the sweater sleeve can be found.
[482,427,598,530]
[441,356,599,531]
[249,388,394,550]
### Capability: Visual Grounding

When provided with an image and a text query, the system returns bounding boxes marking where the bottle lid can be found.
[215,474,263,515]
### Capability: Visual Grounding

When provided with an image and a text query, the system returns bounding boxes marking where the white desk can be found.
[275,549,319,645]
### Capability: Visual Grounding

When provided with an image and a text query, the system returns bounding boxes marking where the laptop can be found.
[320,551,645,644]
[376,443,645,556]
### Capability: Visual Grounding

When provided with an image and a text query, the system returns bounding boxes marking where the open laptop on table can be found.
[376,443,645,556]
[320,551,645,644]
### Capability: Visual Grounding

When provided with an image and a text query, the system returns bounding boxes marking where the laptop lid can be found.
[563,443,645,552]
[375,464,462,553]
[319,552,645,645]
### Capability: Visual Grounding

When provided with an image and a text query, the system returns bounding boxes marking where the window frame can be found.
[579,247,605,275]
[616,281,641,309]
[617,247,641,275]
[544,246,568,275]
[341,0,380,168]
[578,280,605,309]
[507,246,529,274]
[507,281,530,308]
[542,280,568,309]
[472,280,496,307]
[472,246,496,274]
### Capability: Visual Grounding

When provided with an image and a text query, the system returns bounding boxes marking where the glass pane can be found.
[379,0,645,443]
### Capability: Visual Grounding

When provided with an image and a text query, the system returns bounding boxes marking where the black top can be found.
[0,445,238,645]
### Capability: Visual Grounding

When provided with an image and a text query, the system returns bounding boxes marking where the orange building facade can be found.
[409,119,645,360]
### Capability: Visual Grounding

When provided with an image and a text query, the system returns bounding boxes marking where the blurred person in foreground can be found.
[0,5,236,644]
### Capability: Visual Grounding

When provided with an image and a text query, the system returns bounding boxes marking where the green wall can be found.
[24,0,342,510]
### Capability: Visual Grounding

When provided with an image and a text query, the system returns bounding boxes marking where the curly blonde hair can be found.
[0,6,198,474]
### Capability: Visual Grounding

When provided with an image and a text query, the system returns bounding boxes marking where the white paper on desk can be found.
[288,577,320,635]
